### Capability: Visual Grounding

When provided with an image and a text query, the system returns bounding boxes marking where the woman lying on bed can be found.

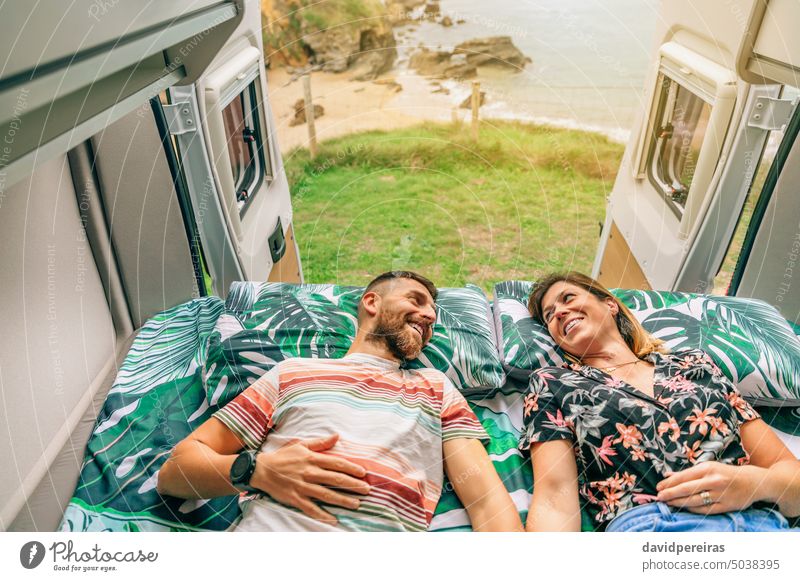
[521,272,800,532]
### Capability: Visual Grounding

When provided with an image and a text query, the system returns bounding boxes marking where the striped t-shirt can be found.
[214,353,488,532]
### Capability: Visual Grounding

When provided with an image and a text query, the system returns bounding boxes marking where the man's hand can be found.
[251,433,371,525]
[656,461,765,514]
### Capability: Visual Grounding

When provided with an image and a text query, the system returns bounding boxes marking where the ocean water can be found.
[392,0,660,141]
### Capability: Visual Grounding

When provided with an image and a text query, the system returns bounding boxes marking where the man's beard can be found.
[369,309,423,361]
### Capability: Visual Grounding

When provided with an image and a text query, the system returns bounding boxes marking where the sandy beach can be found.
[266,59,632,155]
[266,66,439,154]
[264,0,651,154]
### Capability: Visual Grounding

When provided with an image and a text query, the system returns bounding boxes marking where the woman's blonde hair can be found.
[527,272,667,359]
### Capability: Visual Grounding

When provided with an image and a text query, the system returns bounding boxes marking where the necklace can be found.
[597,359,640,373]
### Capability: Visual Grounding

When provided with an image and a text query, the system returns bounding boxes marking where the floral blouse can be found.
[519,349,760,527]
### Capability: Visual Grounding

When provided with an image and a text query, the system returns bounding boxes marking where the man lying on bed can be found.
[157,271,522,532]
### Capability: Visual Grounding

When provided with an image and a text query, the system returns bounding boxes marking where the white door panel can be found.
[168,0,298,291]
[599,38,742,290]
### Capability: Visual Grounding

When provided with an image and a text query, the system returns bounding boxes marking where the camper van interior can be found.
[1,0,799,532]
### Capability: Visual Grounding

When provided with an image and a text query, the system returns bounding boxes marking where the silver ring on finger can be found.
[700,490,713,507]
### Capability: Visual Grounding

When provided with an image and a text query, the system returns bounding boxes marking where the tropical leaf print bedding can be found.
[494,282,800,404]
[213,282,505,393]
[431,390,531,531]
[60,288,515,532]
[404,284,505,394]
[60,297,240,532]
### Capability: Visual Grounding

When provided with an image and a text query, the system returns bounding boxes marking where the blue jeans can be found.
[606,502,795,532]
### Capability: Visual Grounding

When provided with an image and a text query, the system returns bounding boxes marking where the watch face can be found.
[231,451,252,483]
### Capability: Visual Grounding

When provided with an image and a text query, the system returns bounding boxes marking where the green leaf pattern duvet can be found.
[60,284,514,532]
[494,282,800,405]
[60,282,800,532]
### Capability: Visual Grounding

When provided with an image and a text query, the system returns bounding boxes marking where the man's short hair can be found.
[358,271,438,319]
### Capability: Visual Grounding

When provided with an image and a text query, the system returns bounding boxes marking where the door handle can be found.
[268,217,286,264]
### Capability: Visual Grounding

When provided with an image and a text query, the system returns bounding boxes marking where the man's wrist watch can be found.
[230,449,260,493]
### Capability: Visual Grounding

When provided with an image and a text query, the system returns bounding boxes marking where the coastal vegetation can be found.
[285,121,624,292]
[261,0,526,81]
[261,0,395,75]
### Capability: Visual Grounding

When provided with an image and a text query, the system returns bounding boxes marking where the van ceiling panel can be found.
[0,1,241,190]
[1,63,184,191]
[91,104,199,327]
[0,154,117,529]
[0,1,238,85]
[740,0,800,85]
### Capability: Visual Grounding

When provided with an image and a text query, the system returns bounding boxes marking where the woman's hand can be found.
[656,461,766,514]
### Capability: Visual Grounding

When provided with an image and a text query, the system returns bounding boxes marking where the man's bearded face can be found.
[371,296,433,361]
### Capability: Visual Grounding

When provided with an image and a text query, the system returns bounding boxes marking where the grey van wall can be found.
[1,103,204,529]
[0,154,119,529]
[91,103,199,328]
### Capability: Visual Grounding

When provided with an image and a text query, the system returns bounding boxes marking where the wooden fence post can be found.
[303,74,318,158]
[471,81,480,142]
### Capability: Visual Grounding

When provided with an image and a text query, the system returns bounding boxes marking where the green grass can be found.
[285,121,624,293]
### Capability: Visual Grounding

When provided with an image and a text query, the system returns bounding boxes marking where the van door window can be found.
[221,82,271,214]
[648,74,713,216]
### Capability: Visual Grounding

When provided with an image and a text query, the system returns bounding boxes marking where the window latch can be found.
[242,128,256,143]
[668,182,688,206]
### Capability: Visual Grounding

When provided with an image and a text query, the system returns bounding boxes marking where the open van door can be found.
[0,0,300,531]
[726,0,800,328]
[593,0,795,294]
[165,3,302,295]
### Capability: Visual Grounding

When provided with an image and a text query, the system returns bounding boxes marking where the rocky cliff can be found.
[261,0,398,79]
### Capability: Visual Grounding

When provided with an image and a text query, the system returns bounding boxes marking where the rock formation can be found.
[409,36,530,79]
[261,2,530,85]
[386,0,427,24]
[423,2,441,17]
[389,0,427,8]
[453,36,531,70]
[373,78,404,92]
[261,0,398,79]
[289,98,325,126]
[459,91,487,109]
[302,22,398,80]
[409,49,476,79]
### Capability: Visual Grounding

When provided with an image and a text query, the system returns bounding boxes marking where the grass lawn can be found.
[284,121,624,294]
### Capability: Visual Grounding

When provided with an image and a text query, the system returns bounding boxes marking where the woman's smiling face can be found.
[540,281,620,357]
